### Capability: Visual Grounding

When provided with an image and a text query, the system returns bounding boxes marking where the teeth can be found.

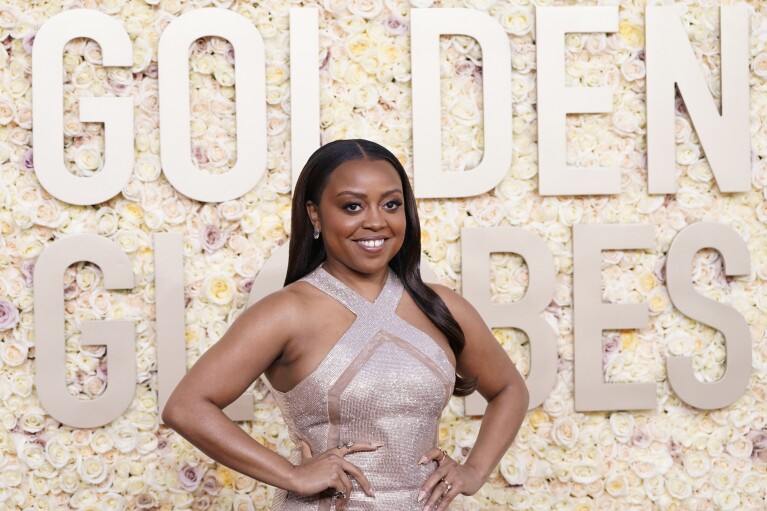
[358,239,384,248]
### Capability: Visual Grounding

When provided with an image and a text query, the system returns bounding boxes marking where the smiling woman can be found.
[162,139,529,511]
[305,158,407,283]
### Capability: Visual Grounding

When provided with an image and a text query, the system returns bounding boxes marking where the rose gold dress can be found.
[267,264,455,510]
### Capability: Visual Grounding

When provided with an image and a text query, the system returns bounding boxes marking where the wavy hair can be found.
[284,139,476,396]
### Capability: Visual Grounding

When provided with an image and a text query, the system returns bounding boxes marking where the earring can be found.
[313,227,320,239]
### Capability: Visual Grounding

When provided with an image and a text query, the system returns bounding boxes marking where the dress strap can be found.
[300,264,402,317]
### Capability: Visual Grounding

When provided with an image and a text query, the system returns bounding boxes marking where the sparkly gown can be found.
[267,264,456,510]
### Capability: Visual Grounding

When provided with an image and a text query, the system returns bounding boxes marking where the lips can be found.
[354,237,387,251]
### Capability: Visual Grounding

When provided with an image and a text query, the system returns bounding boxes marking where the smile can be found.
[356,238,385,248]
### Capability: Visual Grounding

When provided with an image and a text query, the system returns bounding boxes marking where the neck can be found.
[321,259,390,302]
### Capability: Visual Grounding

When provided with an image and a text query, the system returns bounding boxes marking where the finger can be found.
[435,482,459,511]
[337,470,353,504]
[418,447,444,465]
[418,466,450,505]
[423,477,453,510]
[339,459,375,498]
[337,440,384,456]
[300,440,313,459]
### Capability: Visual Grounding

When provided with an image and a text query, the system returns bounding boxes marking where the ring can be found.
[337,441,354,450]
[332,490,346,499]
[437,449,447,464]
[440,479,452,493]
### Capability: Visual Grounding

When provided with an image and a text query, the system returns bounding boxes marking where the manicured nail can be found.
[372,442,384,448]
[417,490,427,503]
[418,455,428,464]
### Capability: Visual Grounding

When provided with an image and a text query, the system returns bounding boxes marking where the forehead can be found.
[322,158,402,193]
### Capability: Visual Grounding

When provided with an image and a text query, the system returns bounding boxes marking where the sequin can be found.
[267,264,455,510]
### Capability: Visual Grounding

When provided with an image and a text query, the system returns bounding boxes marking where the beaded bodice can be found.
[267,264,455,510]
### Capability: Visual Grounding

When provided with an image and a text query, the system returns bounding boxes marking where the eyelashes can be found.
[341,199,403,212]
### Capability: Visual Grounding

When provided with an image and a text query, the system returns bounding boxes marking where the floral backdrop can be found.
[0,0,766,509]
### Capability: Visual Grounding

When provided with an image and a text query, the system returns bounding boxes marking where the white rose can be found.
[90,430,114,454]
[78,455,109,484]
[348,0,381,19]
[1,342,27,366]
[604,474,627,497]
[10,373,34,397]
[642,475,665,500]
[551,416,579,449]
[233,494,255,511]
[499,451,527,485]
[138,431,158,454]
[712,490,740,510]
[217,200,245,222]
[59,468,81,493]
[682,451,711,478]
[113,423,139,453]
[100,492,125,511]
[135,153,161,182]
[571,463,600,484]
[500,7,533,35]
[45,439,72,469]
[19,407,45,433]
[17,441,45,469]
[0,465,23,487]
[664,476,692,500]
[609,412,635,443]
[202,274,236,305]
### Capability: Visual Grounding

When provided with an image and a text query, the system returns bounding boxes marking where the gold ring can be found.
[437,449,447,464]
[441,479,452,493]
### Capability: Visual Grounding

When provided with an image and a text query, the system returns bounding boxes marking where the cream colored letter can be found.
[156,233,254,420]
[573,224,655,411]
[32,10,133,205]
[411,9,512,198]
[155,233,186,422]
[646,5,749,194]
[34,235,135,428]
[536,7,620,195]
[665,222,751,409]
[461,227,556,413]
[158,8,266,202]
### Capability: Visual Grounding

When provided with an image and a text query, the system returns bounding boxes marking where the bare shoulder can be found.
[235,280,317,335]
[426,282,480,324]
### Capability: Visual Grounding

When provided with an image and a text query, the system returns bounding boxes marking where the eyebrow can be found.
[335,188,403,198]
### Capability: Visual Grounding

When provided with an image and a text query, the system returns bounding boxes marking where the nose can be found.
[362,206,385,230]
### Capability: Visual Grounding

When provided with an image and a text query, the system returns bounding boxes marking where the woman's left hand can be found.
[416,447,485,510]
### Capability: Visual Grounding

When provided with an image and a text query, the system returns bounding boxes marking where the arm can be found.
[161,289,298,489]
[162,288,376,500]
[419,284,529,509]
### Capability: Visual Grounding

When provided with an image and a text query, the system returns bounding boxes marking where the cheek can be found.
[322,211,357,235]
[393,213,407,234]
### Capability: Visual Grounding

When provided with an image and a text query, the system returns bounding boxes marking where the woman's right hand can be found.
[289,440,381,509]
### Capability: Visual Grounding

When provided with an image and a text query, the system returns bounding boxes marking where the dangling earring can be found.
[313,227,320,239]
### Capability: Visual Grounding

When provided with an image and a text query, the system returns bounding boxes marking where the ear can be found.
[306,201,320,231]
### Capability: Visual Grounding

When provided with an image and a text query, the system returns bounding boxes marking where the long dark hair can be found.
[285,139,476,396]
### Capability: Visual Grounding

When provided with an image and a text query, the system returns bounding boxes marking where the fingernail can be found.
[418,455,428,464]
[372,442,384,448]
[417,491,426,503]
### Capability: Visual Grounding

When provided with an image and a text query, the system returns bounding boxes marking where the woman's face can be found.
[306,158,407,277]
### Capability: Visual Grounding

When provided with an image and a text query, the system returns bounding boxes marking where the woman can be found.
[163,139,529,510]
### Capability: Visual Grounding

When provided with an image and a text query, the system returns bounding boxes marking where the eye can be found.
[383,199,403,210]
[342,202,362,212]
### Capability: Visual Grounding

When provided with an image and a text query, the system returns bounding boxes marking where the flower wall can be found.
[0,0,766,510]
